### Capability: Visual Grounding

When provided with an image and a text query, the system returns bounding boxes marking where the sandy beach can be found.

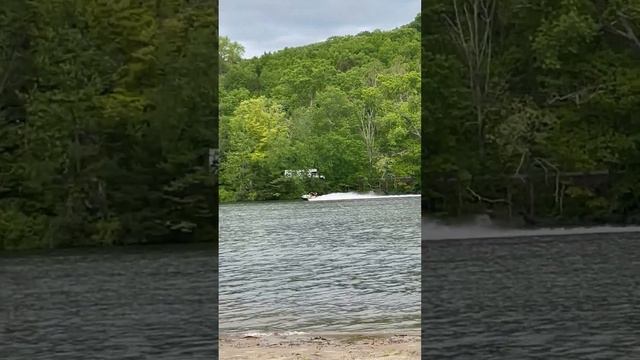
[219,333,420,360]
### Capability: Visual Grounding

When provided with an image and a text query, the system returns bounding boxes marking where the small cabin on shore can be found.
[283,168,325,179]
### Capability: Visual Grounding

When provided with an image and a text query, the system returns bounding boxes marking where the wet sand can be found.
[220,333,420,360]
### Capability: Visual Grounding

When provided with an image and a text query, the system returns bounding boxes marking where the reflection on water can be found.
[1,244,217,360]
[220,197,421,334]
[423,232,640,359]
[422,217,640,240]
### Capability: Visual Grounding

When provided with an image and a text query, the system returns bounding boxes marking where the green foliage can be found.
[0,0,217,250]
[220,22,421,201]
[425,0,640,223]
[0,208,49,250]
[532,3,598,69]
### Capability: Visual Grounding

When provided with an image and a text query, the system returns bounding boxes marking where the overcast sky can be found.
[220,0,420,58]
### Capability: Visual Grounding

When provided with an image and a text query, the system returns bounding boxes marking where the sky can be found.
[220,0,420,58]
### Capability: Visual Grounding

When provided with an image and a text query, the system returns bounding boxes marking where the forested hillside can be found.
[0,0,217,250]
[219,17,421,202]
[423,0,640,224]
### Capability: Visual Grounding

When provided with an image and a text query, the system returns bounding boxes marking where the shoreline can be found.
[220,331,420,359]
[220,192,421,205]
[0,241,216,255]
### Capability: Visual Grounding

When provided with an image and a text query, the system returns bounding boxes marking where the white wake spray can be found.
[308,191,421,202]
[422,216,640,240]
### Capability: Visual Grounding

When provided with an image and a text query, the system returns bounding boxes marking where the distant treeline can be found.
[0,1,217,250]
[219,15,421,202]
[423,1,640,224]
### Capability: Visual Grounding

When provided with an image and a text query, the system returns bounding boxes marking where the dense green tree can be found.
[424,0,640,224]
[0,0,217,250]
[220,20,421,202]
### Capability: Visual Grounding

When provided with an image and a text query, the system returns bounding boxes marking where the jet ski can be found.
[301,192,319,201]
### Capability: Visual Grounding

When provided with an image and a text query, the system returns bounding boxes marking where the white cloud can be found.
[220,0,420,58]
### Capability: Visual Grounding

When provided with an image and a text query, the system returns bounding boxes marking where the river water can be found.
[219,196,421,334]
[423,227,640,359]
[1,244,217,360]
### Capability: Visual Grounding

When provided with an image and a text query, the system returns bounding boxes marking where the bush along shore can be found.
[422,2,640,226]
[0,1,217,250]
[219,15,421,203]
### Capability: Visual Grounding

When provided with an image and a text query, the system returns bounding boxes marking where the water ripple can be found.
[0,244,217,360]
[220,197,421,334]
[423,233,640,359]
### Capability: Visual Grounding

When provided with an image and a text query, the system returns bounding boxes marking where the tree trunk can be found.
[360,106,376,182]
[476,100,485,158]
[528,178,535,218]
[506,182,512,219]
[457,180,463,216]
[559,183,565,216]
[445,0,495,158]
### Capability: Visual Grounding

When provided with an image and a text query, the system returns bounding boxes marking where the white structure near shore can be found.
[283,168,325,179]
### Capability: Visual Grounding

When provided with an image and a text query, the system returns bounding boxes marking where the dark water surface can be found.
[1,243,217,360]
[220,197,421,334]
[423,232,640,359]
